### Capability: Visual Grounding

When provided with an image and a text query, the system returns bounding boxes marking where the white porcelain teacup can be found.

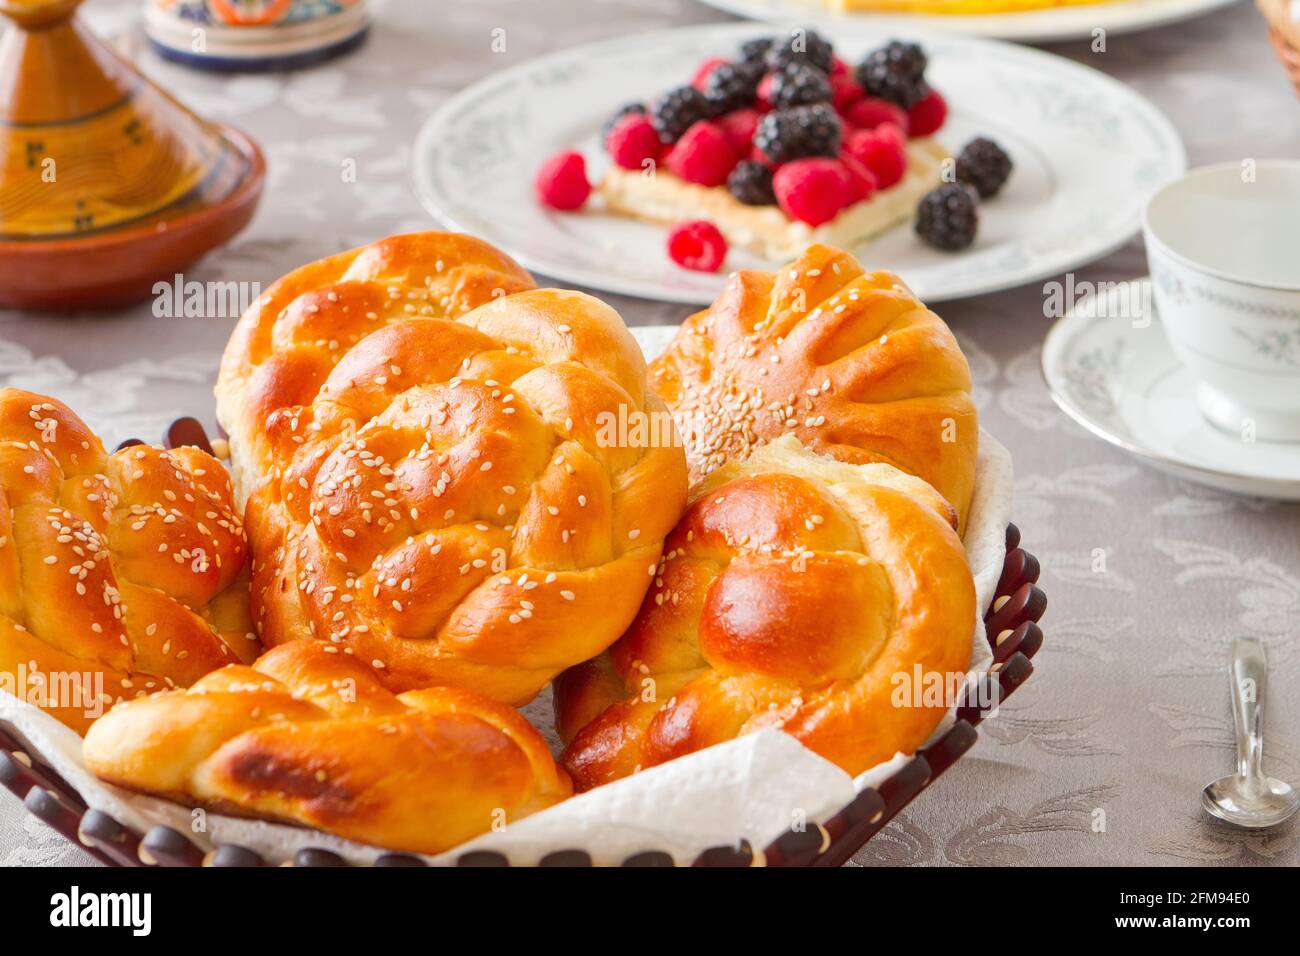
[1143,160,1300,442]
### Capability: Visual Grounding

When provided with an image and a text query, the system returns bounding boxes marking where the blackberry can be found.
[754,103,841,165]
[739,36,775,66]
[857,41,928,110]
[650,85,710,144]
[601,102,646,142]
[727,161,776,205]
[703,61,763,116]
[765,27,834,74]
[915,183,979,251]
[769,62,832,109]
[956,137,1013,199]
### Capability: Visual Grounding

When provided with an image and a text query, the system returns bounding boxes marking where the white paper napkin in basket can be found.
[0,327,1013,866]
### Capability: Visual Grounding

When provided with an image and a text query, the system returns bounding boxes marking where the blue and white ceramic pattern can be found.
[1042,279,1300,500]
[144,0,369,71]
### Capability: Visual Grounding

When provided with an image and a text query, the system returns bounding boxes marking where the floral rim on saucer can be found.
[1041,278,1300,500]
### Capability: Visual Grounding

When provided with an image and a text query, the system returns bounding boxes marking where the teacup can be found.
[1143,160,1300,442]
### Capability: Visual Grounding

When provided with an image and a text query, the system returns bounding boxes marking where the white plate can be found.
[696,0,1241,44]
[1041,279,1300,499]
[414,23,1184,305]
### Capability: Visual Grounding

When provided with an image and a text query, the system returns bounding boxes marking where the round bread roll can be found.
[0,388,256,733]
[84,641,571,855]
[554,436,975,792]
[216,233,689,704]
[648,244,978,528]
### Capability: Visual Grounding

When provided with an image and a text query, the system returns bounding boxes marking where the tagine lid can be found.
[0,0,265,309]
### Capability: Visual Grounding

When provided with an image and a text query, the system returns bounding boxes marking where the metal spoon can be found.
[1201,638,1298,828]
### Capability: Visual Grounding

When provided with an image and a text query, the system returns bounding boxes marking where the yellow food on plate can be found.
[825,0,1114,13]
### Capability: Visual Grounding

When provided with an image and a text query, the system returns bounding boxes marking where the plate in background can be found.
[414,22,1184,304]
[696,0,1242,44]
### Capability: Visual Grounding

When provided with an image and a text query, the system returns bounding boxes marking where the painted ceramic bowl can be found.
[1143,160,1300,443]
[0,0,266,310]
[144,0,369,71]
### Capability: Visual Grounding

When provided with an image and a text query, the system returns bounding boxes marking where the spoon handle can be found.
[1230,638,1268,793]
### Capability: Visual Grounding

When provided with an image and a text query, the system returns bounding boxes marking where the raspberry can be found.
[605,114,664,171]
[692,57,729,90]
[773,158,851,226]
[844,127,907,189]
[717,109,761,155]
[875,121,907,146]
[831,75,865,115]
[756,72,776,111]
[830,56,852,79]
[667,220,728,272]
[844,96,909,134]
[665,120,738,187]
[837,153,878,204]
[601,102,646,142]
[907,87,948,136]
[535,150,591,211]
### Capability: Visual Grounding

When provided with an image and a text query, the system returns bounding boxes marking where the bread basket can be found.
[0,417,1045,867]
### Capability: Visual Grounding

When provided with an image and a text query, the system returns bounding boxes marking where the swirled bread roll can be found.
[554,436,975,791]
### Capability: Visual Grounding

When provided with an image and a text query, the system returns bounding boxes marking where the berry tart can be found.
[593,33,951,263]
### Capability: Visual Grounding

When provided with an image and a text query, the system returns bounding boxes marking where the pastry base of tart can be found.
[825,0,1110,11]
[600,138,948,262]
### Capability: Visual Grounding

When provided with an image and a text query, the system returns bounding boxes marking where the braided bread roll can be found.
[554,436,975,792]
[215,233,689,704]
[216,232,537,500]
[0,389,256,733]
[649,245,977,527]
[84,641,571,854]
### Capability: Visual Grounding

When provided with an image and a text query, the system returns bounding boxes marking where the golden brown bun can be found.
[215,232,689,704]
[0,389,256,734]
[216,232,538,500]
[84,641,571,854]
[649,245,977,527]
[554,436,974,791]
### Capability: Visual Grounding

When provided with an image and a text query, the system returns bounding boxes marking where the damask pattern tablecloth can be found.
[2,0,1298,867]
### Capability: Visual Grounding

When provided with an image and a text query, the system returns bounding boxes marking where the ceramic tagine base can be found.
[143,1,369,72]
[0,0,266,310]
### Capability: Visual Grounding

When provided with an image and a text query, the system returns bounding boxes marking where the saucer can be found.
[1041,279,1300,500]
